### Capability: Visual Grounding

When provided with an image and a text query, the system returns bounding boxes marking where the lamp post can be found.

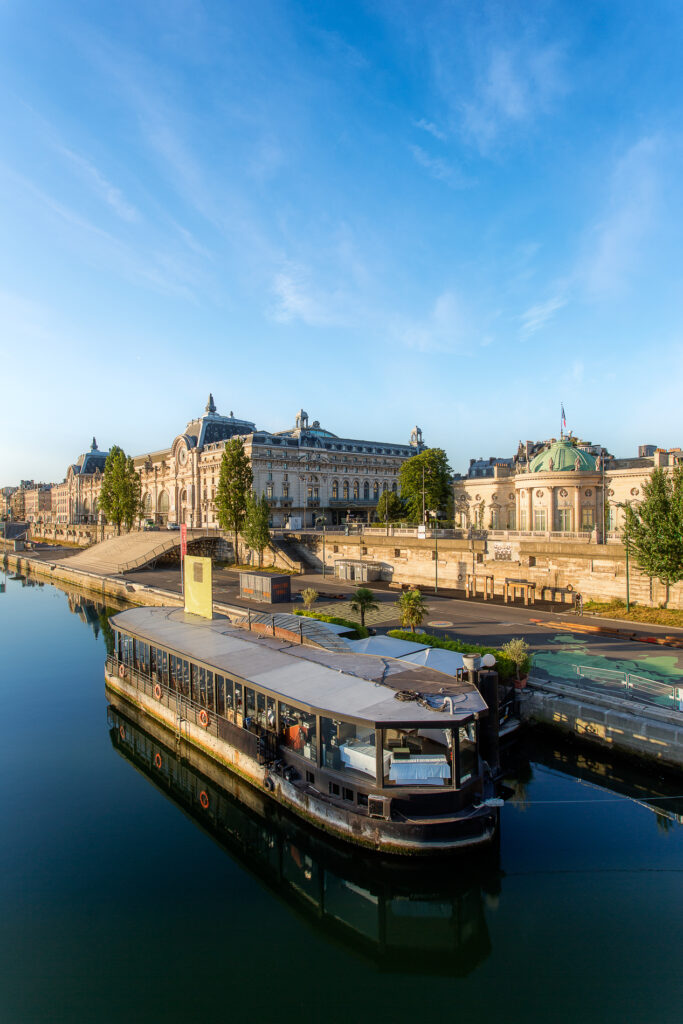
[315,514,326,578]
[614,501,631,611]
[428,509,438,594]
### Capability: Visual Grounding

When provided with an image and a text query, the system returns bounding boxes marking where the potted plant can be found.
[501,638,531,689]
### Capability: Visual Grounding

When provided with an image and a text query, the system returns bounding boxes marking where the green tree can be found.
[215,436,253,563]
[98,445,143,534]
[500,638,531,681]
[398,448,452,523]
[623,466,683,600]
[301,587,319,609]
[375,490,405,523]
[243,492,271,567]
[349,587,379,627]
[397,587,429,632]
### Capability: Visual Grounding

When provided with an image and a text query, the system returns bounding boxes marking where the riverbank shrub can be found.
[294,608,370,640]
[387,630,531,682]
[583,600,683,628]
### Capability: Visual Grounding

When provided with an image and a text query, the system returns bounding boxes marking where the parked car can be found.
[143,519,156,530]
[166,521,180,530]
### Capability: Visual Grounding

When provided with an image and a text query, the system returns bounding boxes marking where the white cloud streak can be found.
[58,146,139,222]
[519,294,567,337]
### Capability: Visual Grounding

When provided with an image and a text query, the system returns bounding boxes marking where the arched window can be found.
[391,482,397,494]
[373,481,379,500]
[332,480,339,499]
[82,498,90,514]
[158,491,170,514]
[382,482,388,493]
[181,489,187,502]
[143,492,152,513]
[343,480,349,500]
[363,481,369,500]
[353,481,359,500]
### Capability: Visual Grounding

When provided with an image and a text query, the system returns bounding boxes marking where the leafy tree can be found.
[215,436,253,563]
[398,448,452,523]
[623,466,683,598]
[375,490,405,523]
[500,638,531,681]
[98,445,143,534]
[243,492,271,567]
[301,587,319,609]
[397,587,429,632]
[349,587,379,627]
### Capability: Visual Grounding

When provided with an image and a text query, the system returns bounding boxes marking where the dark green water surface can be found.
[1,572,682,1024]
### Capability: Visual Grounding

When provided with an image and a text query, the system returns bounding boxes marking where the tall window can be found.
[520,510,528,531]
[533,509,547,531]
[373,482,379,500]
[363,481,369,500]
[353,481,359,500]
[557,508,571,531]
[582,508,594,529]
[332,480,339,499]
[343,481,349,499]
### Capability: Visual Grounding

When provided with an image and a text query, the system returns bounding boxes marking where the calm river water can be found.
[1,571,682,1024]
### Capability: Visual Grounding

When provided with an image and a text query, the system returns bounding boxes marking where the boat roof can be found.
[345,636,466,673]
[110,607,487,726]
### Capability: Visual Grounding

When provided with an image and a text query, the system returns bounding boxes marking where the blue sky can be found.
[1,0,682,483]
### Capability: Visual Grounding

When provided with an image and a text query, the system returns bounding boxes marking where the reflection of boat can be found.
[107,696,497,973]
[106,607,502,853]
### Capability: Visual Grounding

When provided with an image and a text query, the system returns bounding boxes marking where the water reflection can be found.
[106,698,499,974]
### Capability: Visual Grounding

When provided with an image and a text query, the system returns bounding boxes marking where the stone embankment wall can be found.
[290,532,683,608]
[521,681,683,770]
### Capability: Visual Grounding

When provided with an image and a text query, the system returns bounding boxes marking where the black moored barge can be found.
[105,606,502,853]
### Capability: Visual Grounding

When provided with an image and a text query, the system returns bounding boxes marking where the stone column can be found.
[574,485,581,534]
[527,487,533,532]
[515,489,521,530]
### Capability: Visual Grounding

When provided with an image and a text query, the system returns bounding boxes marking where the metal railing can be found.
[535,661,683,714]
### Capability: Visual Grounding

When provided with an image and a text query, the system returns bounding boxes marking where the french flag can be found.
[561,404,567,428]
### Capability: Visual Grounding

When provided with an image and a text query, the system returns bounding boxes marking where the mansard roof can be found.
[183,394,257,449]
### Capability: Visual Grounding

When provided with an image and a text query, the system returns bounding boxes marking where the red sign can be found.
[180,524,187,560]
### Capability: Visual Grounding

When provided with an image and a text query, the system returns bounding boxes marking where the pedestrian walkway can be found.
[56,529,213,576]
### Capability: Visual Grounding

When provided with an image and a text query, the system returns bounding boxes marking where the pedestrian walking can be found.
[576,592,583,616]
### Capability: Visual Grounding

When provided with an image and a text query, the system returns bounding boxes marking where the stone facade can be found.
[49,397,425,530]
[454,436,682,541]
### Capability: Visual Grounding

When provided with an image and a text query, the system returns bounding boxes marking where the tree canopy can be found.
[349,587,379,627]
[397,448,452,522]
[215,436,253,563]
[243,492,271,567]
[98,445,142,534]
[623,466,683,589]
[375,490,405,523]
[396,587,429,632]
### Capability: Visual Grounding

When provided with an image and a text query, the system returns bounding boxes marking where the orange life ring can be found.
[199,709,209,728]
[118,663,126,679]
[154,752,162,769]
[119,724,125,740]
[154,683,162,700]
[199,790,209,809]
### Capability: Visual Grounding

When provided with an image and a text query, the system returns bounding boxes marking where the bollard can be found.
[476,670,500,774]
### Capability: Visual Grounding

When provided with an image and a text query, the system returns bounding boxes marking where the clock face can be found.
[178,447,187,465]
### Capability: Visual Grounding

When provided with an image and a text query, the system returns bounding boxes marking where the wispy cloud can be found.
[396,290,477,353]
[410,145,470,189]
[269,263,351,328]
[58,146,139,222]
[413,117,446,141]
[582,136,662,298]
[519,293,567,337]
[461,44,567,151]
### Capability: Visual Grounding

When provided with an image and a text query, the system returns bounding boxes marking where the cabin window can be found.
[190,664,199,704]
[343,788,354,802]
[279,703,317,761]
[306,770,315,784]
[216,675,225,715]
[381,727,453,787]
[201,668,214,711]
[150,646,157,677]
[234,683,243,715]
[357,793,368,807]
[245,687,257,724]
[320,717,376,779]
[121,634,134,667]
[168,655,178,691]
[458,724,477,785]
[137,642,149,675]
[329,782,340,796]
[181,660,190,698]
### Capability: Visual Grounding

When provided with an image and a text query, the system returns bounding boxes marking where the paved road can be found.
[120,564,683,672]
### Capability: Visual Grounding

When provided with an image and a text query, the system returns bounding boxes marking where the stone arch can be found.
[143,492,152,513]
[363,481,370,500]
[391,481,398,493]
[343,480,349,500]
[373,481,379,500]
[82,498,90,514]
[332,479,339,499]
[158,490,170,514]
[353,481,359,500]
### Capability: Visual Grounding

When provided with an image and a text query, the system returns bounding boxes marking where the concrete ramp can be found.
[57,529,215,576]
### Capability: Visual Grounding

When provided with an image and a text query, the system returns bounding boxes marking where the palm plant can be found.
[301,587,319,610]
[397,587,429,632]
[349,587,379,627]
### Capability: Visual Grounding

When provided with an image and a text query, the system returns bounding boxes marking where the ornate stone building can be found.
[454,434,682,539]
[57,396,425,529]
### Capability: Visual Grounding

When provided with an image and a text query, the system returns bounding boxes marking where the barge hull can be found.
[105,671,497,854]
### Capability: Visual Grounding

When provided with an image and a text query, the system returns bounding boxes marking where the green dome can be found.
[529,439,597,473]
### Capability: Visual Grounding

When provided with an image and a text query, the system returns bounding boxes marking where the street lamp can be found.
[428,509,439,594]
[315,514,327,578]
[614,501,631,611]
